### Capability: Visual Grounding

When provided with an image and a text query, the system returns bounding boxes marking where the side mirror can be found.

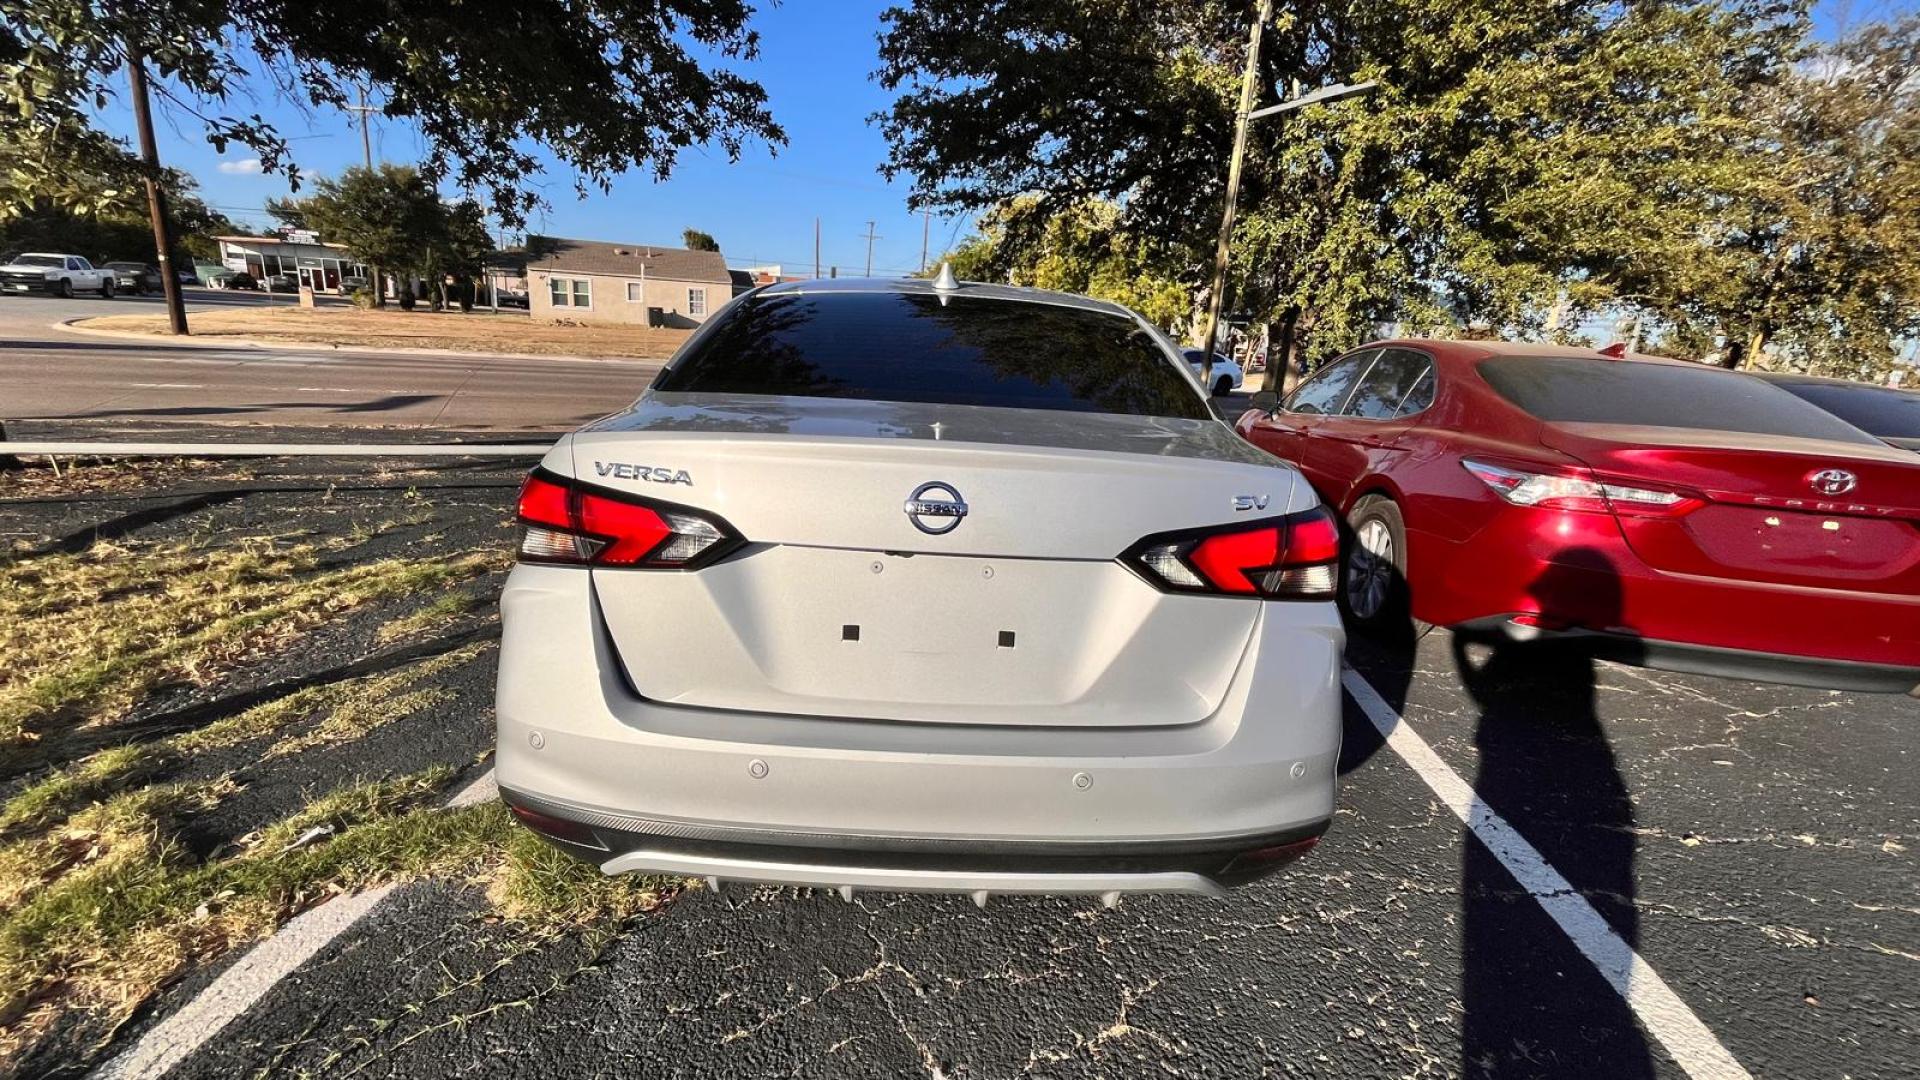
[1250,390,1279,416]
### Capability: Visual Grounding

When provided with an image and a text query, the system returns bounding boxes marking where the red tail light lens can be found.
[1462,459,1701,519]
[515,469,743,569]
[1122,506,1340,600]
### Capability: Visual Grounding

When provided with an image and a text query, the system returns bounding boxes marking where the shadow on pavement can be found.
[1453,548,1653,1077]
[46,394,443,419]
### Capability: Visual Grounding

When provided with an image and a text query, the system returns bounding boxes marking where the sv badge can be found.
[1231,495,1271,512]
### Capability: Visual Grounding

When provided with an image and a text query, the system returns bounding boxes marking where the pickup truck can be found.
[0,252,116,298]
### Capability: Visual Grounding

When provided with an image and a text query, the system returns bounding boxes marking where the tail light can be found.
[514,469,744,569]
[1462,459,1701,518]
[1121,507,1340,600]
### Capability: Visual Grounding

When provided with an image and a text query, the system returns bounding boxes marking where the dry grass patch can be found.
[77,306,690,360]
[0,770,675,1070]
[0,537,507,747]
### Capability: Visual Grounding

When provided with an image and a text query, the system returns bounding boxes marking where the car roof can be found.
[1357,338,1707,369]
[754,276,1135,318]
[1750,370,1916,393]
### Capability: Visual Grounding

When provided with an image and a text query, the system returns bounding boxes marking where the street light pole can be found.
[1196,0,1274,391]
[1194,4,1377,391]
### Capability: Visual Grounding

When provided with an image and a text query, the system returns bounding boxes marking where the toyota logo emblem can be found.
[904,482,968,534]
[1807,468,1858,496]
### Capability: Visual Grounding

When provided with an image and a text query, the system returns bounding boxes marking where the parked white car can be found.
[0,252,115,298]
[496,276,1343,901]
[1182,347,1244,396]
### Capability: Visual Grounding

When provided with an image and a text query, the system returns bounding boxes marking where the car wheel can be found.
[100,279,114,299]
[56,278,72,299]
[1339,495,1413,635]
[1213,376,1234,397]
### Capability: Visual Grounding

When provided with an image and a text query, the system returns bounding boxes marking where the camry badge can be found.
[904,482,968,535]
[1807,468,1858,496]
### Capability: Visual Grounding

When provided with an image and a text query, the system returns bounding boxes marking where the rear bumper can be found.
[501,785,1328,899]
[1460,617,1920,694]
[495,564,1344,895]
[1409,513,1920,678]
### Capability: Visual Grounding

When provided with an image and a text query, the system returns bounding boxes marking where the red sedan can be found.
[1237,340,1920,693]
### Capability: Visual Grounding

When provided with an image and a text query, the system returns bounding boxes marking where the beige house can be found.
[525,237,732,327]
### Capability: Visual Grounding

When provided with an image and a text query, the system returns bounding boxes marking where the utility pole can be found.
[861,221,881,277]
[126,46,188,335]
[920,210,930,274]
[1196,0,1273,390]
[345,86,385,307]
[814,217,821,280]
[1195,0,1374,392]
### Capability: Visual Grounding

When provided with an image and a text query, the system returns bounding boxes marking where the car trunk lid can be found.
[1541,423,1920,591]
[574,394,1304,727]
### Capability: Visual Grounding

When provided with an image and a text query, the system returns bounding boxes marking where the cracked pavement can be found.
[139,626,1918,1079]
[6,447,1913,1079]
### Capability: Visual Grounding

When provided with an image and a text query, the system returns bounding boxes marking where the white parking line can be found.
[1341,668,1751,1080]
[95,673,1752,1079]
[92,769,499,1080]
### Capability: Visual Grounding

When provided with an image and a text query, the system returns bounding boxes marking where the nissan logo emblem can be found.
[904,482,968,534]
[1807,468,1858,496]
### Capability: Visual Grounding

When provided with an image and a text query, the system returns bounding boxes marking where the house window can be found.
[549,277,592,308]
[627,282,643,302]
[688,287,707,317]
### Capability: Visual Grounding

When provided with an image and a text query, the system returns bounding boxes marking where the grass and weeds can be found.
[0,771,673,1067]
[0,465,677,1073]
[0,534,506,747]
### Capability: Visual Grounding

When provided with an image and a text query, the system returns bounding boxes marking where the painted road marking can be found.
[92,769,500,1080]
[1341,668,1751,1080]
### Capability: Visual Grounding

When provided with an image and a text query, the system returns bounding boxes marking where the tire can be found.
[99,279,114,299]
[1339,495,1413,636]
[1213,375,1235,397]
[55,278,72,299]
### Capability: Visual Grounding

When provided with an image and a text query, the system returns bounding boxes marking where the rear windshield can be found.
[655,291,1209,419]
[1770,380,1920,439]
[1478,357,1880,444]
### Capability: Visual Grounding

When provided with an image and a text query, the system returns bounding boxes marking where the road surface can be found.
[0,293,655,432]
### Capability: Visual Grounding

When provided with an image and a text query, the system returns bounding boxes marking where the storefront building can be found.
[215,233,370,293]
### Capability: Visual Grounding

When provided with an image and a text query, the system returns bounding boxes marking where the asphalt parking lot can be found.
[0,450,1913,1080]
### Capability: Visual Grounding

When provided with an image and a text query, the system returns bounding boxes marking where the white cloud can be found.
[217,158,262,175]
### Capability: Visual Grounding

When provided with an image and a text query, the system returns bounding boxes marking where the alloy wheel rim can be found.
[1345,518,1394,618]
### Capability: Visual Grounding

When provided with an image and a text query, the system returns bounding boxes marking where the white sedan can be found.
[1182,347,1244,396]
[495,275,1343,901]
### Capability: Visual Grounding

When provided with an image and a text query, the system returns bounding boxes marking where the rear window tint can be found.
[656,292,1209,419]
[1770,380,1920,439]
[1478,357,1880,444]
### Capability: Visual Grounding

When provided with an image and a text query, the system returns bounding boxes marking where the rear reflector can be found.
[515,469,744,569]
[1122,506,1340,600]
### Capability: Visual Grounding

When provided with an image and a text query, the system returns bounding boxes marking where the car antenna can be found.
[931,260,960,294]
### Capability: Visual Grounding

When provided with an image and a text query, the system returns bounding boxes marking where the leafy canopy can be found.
[877,0,1807,369]
[267,165,489,279]
[2,0,784,226]
[681,228,721,252]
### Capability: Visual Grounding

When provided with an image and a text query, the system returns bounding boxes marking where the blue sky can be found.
[98,0,1912,279]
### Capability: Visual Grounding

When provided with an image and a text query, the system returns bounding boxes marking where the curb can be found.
[53,317,667,367]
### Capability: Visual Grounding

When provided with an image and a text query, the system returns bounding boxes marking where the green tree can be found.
[681,228,721,252]
[1624,16,1920,378]
[2,0,783,226]
[270,166,441,306]
[938,198,1191,328]
[876,0,1805,385]
[0,136,232,265]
